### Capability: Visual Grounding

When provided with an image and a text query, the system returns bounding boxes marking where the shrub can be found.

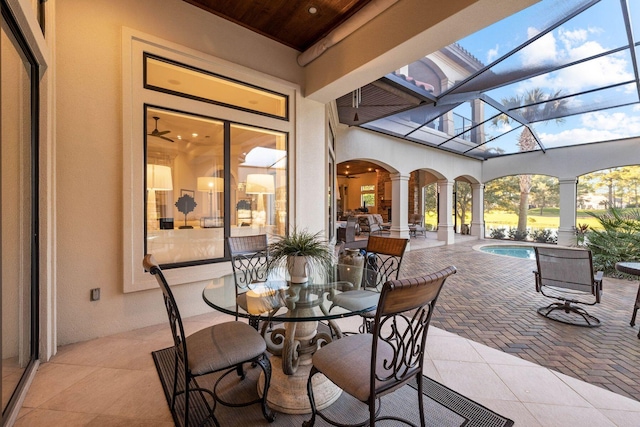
[586,208,640,275]
[531,228,556,243]
[489,227,506,239]
[508,227,528,241]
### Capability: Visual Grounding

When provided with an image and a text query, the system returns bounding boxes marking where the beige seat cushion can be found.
[330,290,379,313]
[186,321,266,375]
[312,334,398,401]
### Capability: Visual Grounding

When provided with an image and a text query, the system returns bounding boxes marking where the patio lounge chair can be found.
[357,214,384,235]
[408,213,426,238]
[534,246,603,327]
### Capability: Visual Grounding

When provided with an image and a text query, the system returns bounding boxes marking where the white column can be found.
[390,173,410,240]
[558,177,577,247]
[437,180,455,245]
[471,183,485,238]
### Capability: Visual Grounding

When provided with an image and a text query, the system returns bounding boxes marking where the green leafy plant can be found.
[267,228,334,278]
[508,227,528,241]
[531,228,556,243]
[489,227,506,239]
[586,208,640,275]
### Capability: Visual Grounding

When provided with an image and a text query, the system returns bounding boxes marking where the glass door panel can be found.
[1,12,36,415]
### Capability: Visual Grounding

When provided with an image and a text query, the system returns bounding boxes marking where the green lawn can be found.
[424,208,616,231]
[484,208,603,231]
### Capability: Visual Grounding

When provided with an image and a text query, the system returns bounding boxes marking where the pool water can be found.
[479,245,536,260]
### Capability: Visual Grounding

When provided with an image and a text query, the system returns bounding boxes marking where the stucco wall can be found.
[482,138,640,182]
[336,125,483,182]
[54,0,323,345]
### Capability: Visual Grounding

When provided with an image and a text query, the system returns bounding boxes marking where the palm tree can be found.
[492,88,568,232]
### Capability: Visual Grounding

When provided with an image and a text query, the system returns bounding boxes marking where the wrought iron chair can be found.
[143,255,275,426]
[227,235,277,330]
[330,235,409,332]
[304,267,457,427]
[534,246,603,327]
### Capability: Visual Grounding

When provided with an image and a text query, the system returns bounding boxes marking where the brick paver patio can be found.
[401,239,640,402]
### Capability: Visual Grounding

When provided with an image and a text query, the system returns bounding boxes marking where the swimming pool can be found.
[479,245,536,260]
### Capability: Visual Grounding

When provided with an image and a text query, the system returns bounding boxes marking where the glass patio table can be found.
[202,263,378,414]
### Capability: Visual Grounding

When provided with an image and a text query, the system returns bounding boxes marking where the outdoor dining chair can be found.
[304,266,457,427]
[143,254,275,426]
[227,234,275,330]
[329,235,409,333]
[534,246,603,327]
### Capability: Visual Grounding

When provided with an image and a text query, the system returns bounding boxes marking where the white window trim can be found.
[122,28,296,292]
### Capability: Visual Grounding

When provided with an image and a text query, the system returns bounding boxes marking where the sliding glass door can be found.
[1,4,39,421]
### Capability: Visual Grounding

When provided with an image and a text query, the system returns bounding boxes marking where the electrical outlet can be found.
[90,288,101,301]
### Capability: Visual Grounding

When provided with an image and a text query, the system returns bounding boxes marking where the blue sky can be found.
[452,0,640,151]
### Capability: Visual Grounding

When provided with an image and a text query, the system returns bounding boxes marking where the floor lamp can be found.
[197,176,224,227]
[147,165,173,230]
[245,174,275,226]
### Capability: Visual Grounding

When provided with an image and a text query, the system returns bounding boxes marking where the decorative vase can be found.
[288,255,309,284]
[338,248,364,289]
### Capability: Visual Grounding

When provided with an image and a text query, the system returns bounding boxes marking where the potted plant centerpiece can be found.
[268,228,334,284]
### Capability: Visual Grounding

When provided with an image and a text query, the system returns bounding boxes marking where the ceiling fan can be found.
[148,117,174,142]
[338,172,359,179]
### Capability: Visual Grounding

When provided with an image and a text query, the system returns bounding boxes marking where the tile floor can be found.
[13,235,640,426]
[15,313,640,426]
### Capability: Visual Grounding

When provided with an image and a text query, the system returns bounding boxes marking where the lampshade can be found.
[147,165,173,190]
[197,176,224,193]
[245,174,275,194]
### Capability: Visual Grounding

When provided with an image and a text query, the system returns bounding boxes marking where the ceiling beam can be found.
[303,0,539,104]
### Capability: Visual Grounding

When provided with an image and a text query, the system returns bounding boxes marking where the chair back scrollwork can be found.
[364,236,408,289]
[228,235,270,289]
[372,266,456,390]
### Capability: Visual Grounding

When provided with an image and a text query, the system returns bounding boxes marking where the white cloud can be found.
[520,27,558,67]
[581,111,640,133]
[539,127,620,147]
[493,121,513,133]
[538,110,640,147]
[558,28,587,49]
[515,25,631,95]
[487,44,500,63]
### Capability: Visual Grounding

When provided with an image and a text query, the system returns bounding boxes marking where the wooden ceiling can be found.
[182,1,424,132]
[337,160,384,177]
[183,0,372,51]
